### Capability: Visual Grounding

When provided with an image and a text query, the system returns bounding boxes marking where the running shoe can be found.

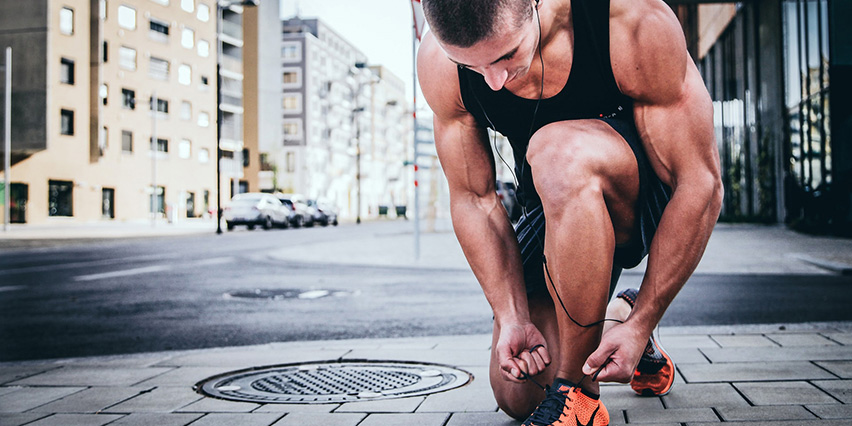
[615,288,676,396]
[521,378,609,426]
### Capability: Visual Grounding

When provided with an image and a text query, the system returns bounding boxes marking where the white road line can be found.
[191,257,235,267]
[74,265,172,282]
[0,253,172,275]
[0,285,27,292]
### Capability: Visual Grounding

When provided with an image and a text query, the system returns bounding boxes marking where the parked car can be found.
[276,193,314,228]
[496,181,522,222]
[308,199,339,226]
[224,193,290,231]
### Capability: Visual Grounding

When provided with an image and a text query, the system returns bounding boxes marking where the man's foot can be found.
[522,378,609,426]
[615,288,676,397]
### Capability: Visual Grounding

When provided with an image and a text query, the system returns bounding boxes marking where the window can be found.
[149,18,169,41]
[48,180,74,217]
[151,97,169,114]
[119,46,136,70]
[149,56,169,80]
[197,3,209,21]
[99,0,107,20]
[181,28,194,49]
[99,126,108,156]
[199,147,210,163]
[286,152,295,172]
[181,0,194,13]
[102,41,108,63]
[100,84,108,105]
[282,71,299,85]
[60,58,75,84]
[197,39,209,57]
[150,0,169,5]
[152,137,168,152]
[121,88,136,109]
[283,122,300,137]
[60,109,74,135]
[200,76,209,86]
[150,186,165,214]
[198,111,210,127]
[60,7,74,35]
[178,64,191,85]
[117,5,136,30]
[179,139,191,159]
[282,43,300,61]
[102,188,115,219]
[242,148,249,167]
[121,130,133,152]
[180,101,191,120]
[282,95,300,111]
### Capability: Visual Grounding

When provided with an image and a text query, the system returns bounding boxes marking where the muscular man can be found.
[417,0,723,424]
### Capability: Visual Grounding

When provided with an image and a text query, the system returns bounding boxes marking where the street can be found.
[1,222,852,362]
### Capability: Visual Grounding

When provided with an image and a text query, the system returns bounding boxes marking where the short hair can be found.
[422,0,533,48]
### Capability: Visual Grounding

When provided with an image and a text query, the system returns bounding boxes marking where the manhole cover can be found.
[196,361,472,404]
[224,289,354,300]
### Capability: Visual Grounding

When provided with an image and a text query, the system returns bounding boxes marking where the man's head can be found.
[422,0,535,48]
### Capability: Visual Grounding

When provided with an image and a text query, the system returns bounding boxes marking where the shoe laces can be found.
[525,385,573,425]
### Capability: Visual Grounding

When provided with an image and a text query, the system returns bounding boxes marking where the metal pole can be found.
[151,90,157,227]
[216,4,223,234]
[3,47,10,232]
[411,25,420,259]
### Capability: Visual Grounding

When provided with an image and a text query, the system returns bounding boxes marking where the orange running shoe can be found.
[615,288,676,397]
[522,379,609,426]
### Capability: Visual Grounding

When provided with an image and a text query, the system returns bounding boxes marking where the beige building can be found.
[0,0,219,225]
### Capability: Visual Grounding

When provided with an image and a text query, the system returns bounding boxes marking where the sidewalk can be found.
[2,221,852,425]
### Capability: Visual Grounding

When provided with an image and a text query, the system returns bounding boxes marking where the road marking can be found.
[0,253,172,276]
[0,285,26,292]
[74,265,172,282]
[191,257,235,267]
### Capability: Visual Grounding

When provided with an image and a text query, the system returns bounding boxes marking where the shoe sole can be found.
[632,334,675,397]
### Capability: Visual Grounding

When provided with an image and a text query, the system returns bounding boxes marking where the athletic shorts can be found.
[514,116,672,296]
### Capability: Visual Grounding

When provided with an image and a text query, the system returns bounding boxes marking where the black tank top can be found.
[458,0,632,208]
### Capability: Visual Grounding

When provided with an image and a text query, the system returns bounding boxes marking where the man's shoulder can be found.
[417,32,469,121]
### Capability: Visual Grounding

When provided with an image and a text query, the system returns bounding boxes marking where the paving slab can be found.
[806,404,852,419]
[8,366,173,387]
[154,348,351,369]
[822,332,852,345]
[660,383,750,408]
[0,413,52,426]
[106,413,204,426]
[0,386,85,412]
[136,367,226,387]
[700,345,852,363]
[341,349,489,367]
[334,396,425,413]
[30,386,151,413]
[812,379,852,403]
[176,396,261,413]
[816,360,852,378]
[185,413,283,426]
[270,412,366,426]
[599,385,665,411]
[624,407,719,423]
[715,405,817,421]
[679,361,835,383]
[666,347,710,364]
[767,333,840,347]
[655,334,719,349]
[734,381,839,405]
[688,420,852,426]
[358,412,450,426]
[710,334,779,348]
[0,366,59,385]
[444,412,520,426]
[417,368,497,413]
[102,386,203,413]
[23,413,124,425]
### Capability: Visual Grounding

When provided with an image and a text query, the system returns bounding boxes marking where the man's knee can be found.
[491,381,539,421]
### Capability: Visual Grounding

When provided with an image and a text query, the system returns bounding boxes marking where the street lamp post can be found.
[351,63,378,225]
[216,0,259,235]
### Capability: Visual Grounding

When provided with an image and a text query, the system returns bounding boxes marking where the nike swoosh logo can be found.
[575,405,600,426]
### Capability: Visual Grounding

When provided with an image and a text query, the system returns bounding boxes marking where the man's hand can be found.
[495,321,551,383]
[582,322,647,383]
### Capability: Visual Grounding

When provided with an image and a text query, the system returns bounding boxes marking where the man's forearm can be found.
[628,180,722,335]
[451,193,531,324]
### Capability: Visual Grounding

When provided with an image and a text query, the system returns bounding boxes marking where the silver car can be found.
[224,193,290,231]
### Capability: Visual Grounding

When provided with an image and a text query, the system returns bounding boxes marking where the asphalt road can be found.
[1,224,851,362]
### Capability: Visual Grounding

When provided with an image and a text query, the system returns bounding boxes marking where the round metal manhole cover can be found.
[196,361,472,404]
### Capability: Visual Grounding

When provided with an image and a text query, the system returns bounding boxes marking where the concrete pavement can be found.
[1,219,852,424]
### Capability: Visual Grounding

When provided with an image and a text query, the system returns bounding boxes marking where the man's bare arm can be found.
[585,0,723,380]
[418,33,550,381]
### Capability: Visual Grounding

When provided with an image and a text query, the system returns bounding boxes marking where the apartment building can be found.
[0,0,219,225]
[276,17,412,221]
